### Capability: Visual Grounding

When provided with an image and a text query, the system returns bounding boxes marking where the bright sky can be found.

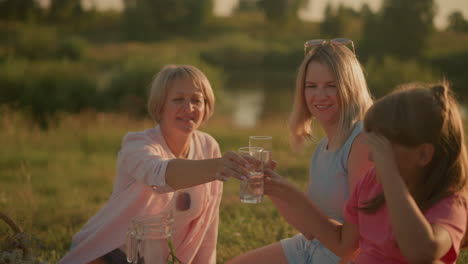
[56,0,468,30]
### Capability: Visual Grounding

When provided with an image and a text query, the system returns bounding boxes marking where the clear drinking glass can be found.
[249,136,272,164]
[238,146,264,203]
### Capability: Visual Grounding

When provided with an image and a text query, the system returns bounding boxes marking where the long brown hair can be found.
[361,82,468,245]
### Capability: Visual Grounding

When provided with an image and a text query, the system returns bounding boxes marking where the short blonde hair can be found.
[147,65,215,124]
[289,43,373,149]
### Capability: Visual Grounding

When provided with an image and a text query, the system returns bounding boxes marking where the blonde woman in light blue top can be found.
[227,39,374,264]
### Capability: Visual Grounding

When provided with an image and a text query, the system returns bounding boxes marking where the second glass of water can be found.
[238,147,264,203]
[249,136,272,163]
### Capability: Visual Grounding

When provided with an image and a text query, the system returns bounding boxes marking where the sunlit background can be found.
[40,0,468,29]
[2,0,468,129]
[1,0,468,263]
[2,0,468,128]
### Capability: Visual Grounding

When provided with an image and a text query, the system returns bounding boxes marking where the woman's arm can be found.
[165,151,254,190]
[347,133,373,194]
[121,132,254,191]
[267,195,307,235]
[382,173,452,263]
[264,170,360,258]
[366,133,453,263]
[341,133,372,262]
[165,158,223,189]
[268,133,371,245]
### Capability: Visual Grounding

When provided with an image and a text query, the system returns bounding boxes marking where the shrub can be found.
[364,56,440,98]
[56,36,88,61]
[0,60,98,129]
[103,58,161,116]
[200,33,266,68]
[0,59,28,108]
[12,25,58,60]
[103,56,230,117]
[430,51,468,102]
[11,25,88,61]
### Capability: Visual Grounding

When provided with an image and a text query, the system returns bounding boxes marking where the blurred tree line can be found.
[0,0,467,129]
[447,11,468,33]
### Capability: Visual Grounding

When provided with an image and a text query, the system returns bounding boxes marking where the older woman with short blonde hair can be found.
[60,65,249,264]
[148,65,215,124]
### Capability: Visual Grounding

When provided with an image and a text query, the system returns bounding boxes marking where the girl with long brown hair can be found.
[261,82,468,263]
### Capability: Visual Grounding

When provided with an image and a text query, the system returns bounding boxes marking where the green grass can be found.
[0,111,466,263]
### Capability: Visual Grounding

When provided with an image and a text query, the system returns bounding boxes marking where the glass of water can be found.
[249,136,272,164]
[238,147,264,203]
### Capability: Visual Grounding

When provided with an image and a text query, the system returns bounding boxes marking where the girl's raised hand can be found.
[365,132,399,181]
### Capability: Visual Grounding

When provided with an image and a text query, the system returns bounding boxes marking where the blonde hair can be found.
[147,65,215,124]
[289,43,373,150]
[361,82,468,218]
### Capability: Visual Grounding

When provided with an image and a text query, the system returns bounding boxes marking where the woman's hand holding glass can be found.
[263,169,294,198]
[214,146,275,204]
[265,159,277,170]
[215,151,259,182]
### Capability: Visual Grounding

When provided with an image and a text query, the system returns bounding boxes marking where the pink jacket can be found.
[59,126,223,264]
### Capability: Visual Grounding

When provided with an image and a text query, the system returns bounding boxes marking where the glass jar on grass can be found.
[126,192,183,264]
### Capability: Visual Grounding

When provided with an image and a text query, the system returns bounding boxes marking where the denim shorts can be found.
[281,234,340,264]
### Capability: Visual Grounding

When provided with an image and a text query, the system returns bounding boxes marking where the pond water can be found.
[228,88,468,128]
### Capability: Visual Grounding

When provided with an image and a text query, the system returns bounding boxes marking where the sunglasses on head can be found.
[304,38,355,56]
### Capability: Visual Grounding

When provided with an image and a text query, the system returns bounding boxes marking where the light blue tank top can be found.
[307,122,363,224]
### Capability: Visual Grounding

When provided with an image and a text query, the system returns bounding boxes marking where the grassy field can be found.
[0,111,467,263]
